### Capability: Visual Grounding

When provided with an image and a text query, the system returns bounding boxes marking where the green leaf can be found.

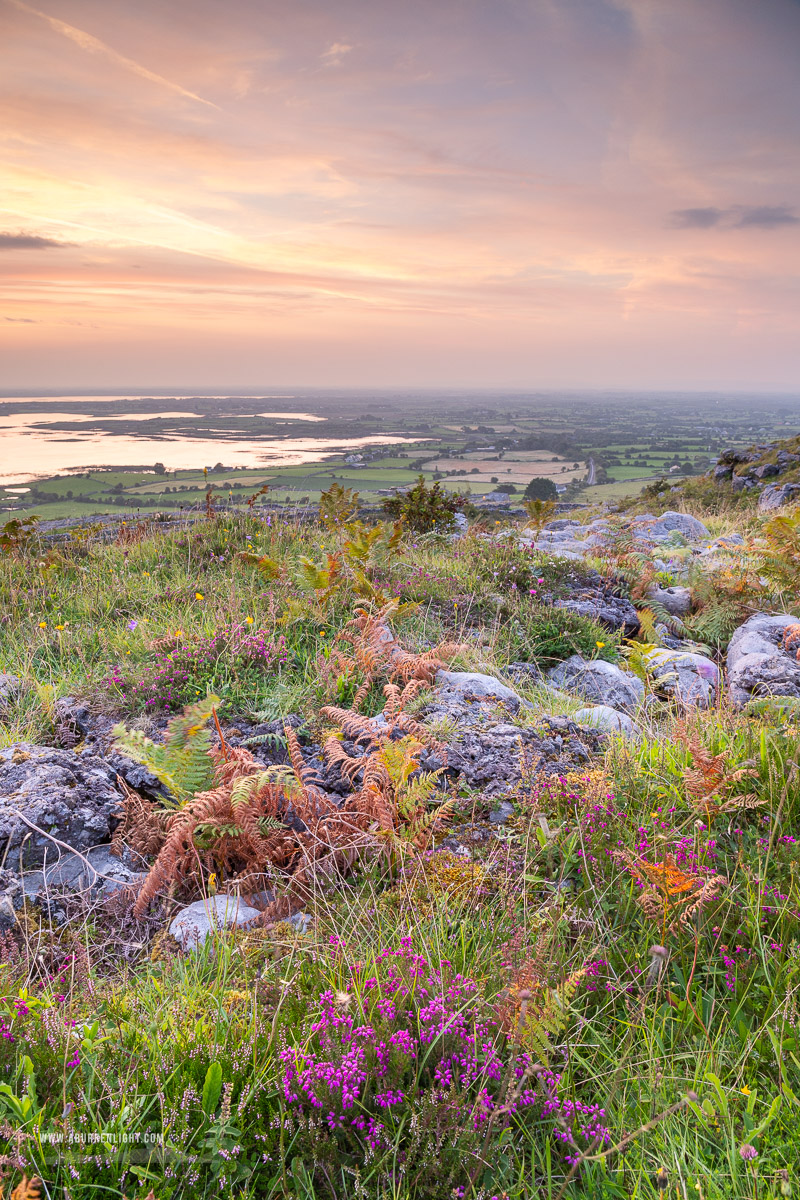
[202,1061,223,1117]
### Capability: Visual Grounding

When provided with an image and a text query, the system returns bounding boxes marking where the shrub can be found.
[382,476,467,534]
[280,940,541,1194]
[472,540,594,598]
[523,477,558,501]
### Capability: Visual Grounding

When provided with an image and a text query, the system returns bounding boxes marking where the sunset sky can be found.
[2,0,799,390]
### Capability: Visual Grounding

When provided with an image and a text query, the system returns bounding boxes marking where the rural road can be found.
[586,457,596,485]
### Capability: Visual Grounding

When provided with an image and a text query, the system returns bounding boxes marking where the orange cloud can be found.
[1,0,799,387]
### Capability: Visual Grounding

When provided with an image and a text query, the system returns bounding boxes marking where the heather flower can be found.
[106,622,288,711]
[280,940,608,1172]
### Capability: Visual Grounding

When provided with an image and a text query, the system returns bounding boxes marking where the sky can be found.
[1,0,799,391]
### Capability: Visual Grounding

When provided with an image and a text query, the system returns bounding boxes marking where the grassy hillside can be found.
[0,490,799,1199]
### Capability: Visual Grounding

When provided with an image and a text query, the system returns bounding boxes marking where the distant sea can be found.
[0,392,413,487]
[3,387,799,488]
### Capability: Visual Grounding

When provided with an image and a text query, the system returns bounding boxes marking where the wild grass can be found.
[0,505,799,1197]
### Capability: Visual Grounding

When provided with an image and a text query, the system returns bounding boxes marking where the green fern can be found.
[683,597,742,651]
[758,512,800,595]
[319,481,360,528]
[635,608,660,644]
[194,814,286,848]
[519,969,586,1064]
[646,598,688,637]
[112,695,219,806]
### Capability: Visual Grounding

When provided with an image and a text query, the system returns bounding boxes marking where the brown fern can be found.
[677,724,760,821]
[128,608,457,919]
[110,776,166,858]
[133,747,294,915]
[2,1177,42,1200]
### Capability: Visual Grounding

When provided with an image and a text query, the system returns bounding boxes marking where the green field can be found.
[2,391,799,518]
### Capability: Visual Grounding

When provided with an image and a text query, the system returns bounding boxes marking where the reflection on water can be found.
[0,403,411,486]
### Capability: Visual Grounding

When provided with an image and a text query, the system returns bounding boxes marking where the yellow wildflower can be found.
[38,621,47,629]
[245,616,254,624]
[55,624,65,631]
[741,1085,751,1096]
[596,641,605,649]
[195,592,204,600]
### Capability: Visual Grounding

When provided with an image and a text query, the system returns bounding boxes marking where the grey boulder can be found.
[434,671,523,714]
[573,705,637,738]
[169,894,261,950]
[632,511,710,544]
[547,655,644,712]
[648,585,692,618]
[727,613,800,708]
[22,845,144,900]
[0,745,122,868]
[555,591,639,635]
[645,649,720,708]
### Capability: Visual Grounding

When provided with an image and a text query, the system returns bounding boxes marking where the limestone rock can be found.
[727,613,800,709]
[169,894,261,950]
[0,744,122,868]
[648,585,692,618]
[434,671,523,714]
[631,511,710,544]
[758,483,800,513]
[554,590,639,635]
[645,649,720,708]
[573,705,637,738]
[546,655,644,712]
[422,717,604,795]
[21,844,145,900]
[0,869,24,931]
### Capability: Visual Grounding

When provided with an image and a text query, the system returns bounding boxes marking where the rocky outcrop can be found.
[706,439,800,510]
[758,483,800,513]
[546,655,644,712]
[0,744,123,868]
[423,716,605,795]
[727,613,800,709]
[522,510,711,563]
[630,512,710,544]
[553,587,639,635]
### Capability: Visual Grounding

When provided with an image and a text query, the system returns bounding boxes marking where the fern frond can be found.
[519,969,586,1064]
[112,696,218,805]
[238,552,281,579]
